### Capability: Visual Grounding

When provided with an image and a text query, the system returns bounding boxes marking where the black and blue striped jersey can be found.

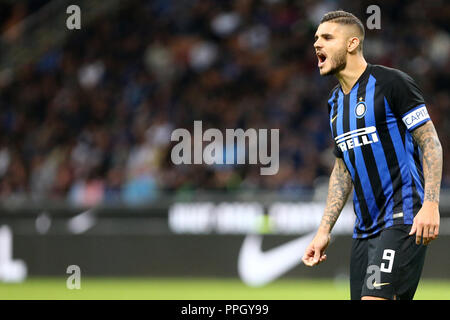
[327,64,431,239]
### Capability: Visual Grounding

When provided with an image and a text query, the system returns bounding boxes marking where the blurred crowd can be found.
[0,0,51,42]
[0,0,449,206]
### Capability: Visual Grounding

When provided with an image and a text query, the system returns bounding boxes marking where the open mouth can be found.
[317,52,327,68]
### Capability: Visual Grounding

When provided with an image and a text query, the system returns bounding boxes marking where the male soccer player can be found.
[302,11,443,300]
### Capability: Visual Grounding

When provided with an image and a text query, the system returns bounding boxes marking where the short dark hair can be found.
[320,10,365,51]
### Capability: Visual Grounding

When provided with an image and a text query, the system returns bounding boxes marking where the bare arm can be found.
[319,157,353,234]
[303,157,352,266]
[409,120,442,245]
[411,121,443,204]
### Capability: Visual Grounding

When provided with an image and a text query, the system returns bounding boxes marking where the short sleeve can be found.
[387,70,430,132]
[333,144,343,158]
[327,86,342,158]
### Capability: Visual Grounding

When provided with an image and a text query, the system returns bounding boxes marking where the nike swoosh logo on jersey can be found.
[237,232,316,287]
[373,281,390,288]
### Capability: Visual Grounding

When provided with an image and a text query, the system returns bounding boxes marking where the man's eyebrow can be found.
[315,33,333,40]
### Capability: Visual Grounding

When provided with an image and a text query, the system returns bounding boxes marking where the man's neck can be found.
[335,56,368,94]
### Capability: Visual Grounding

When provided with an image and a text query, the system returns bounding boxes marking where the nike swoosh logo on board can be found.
[237,232,316,287]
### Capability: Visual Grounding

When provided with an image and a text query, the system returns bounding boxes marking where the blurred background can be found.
[0,0,449,299]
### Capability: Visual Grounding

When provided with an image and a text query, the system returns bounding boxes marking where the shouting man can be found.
[302,10,443,300]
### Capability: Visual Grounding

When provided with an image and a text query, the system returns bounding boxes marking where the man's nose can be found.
[314,39,322,50]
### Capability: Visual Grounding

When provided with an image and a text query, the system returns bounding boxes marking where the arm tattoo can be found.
[411,121,443,203]
[320,158,353,232]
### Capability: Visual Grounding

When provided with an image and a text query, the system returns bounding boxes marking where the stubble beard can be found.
[322,47,347,76]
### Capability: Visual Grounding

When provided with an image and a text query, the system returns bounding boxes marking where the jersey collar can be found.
[339,63,372,95]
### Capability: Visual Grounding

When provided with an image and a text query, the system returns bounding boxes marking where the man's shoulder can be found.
[326,84,340,113]
[327,84,340,101]
[370,64,412,83]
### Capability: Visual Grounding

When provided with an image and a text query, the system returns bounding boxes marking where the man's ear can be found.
[347,37,360,53]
